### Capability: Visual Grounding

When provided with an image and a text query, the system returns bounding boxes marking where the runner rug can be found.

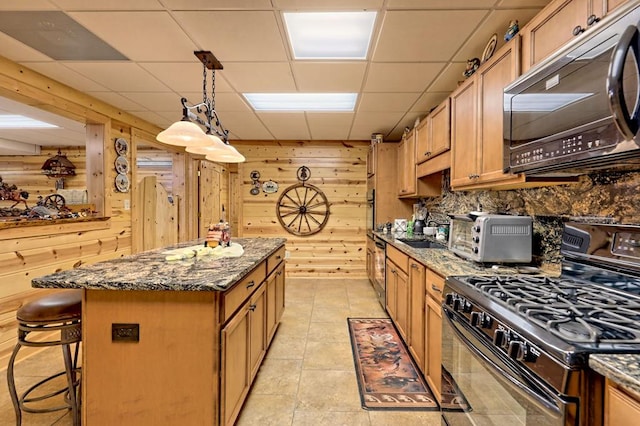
[347,318,470,412]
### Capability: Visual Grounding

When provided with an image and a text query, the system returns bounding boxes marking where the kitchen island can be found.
[32,237,286,426]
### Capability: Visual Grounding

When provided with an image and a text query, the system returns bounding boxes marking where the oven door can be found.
[441,306,579,426]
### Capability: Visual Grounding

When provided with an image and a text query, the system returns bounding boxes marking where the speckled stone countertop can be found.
[590,354,640,394]
[374,232,560,278]
[32,237,286,292]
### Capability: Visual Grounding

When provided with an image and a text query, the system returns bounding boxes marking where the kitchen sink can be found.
[397,239,446,249]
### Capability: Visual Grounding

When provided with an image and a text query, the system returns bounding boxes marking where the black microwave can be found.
[504,1,640,175]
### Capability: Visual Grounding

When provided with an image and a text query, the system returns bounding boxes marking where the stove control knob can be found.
[508,341,537,362]
[462,300,472,313]
[471,312,492,328]
[445,293,455,306]
[473,225,481,233]
[493,329,506,347]
[452,297,462,311]
[472,236,480,243]
[472,247,479,254]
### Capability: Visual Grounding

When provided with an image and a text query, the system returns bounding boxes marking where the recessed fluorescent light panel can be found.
[244,93,357,111]
[0,114,59,129]
[284,11,376,59]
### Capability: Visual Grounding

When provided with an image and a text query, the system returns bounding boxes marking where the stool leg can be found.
[7,343,23,426]
[62,343,80,426]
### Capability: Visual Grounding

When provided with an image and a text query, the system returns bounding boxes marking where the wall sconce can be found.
[156,51,245,163]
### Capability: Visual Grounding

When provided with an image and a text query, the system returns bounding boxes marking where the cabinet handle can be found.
[411,263,419,269]
[246,280,255,289]
[249,304,256,311]
[572,25,585,36]
[277,271,282,276]
[276,255,282,260]
[431,284,442,293]
[587,14,600,26]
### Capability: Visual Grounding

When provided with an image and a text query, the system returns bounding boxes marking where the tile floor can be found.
[0,278,442,425]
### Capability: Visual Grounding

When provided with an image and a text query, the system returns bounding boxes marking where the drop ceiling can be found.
[0,0,551,155]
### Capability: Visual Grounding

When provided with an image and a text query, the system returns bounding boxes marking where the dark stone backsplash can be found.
[421,169,640,266]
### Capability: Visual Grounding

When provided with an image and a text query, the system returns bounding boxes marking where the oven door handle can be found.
[443,308,576,418]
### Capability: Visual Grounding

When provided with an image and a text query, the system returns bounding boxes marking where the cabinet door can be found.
[426,295,442,401]
[221,305,250,426]
[450,77,478,188]
[521,0,591,73]
[476,40,521,185]
[249,283,266,381]
[395,268,410,342]
[415,117,430,164]
[430,99,451,158]
[605,381,640,426]
[266,270,278,343]
[275,262,285,323]
[385,258,397,320]
[408,260,426,372]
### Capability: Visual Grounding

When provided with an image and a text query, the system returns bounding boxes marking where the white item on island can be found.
[164,242,244,261]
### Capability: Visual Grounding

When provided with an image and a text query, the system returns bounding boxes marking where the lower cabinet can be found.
[425,270,444,400]
[408,259,426,371]
[221,256,285,426]
[605,379,640,426]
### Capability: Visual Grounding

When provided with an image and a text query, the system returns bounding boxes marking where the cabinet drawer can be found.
[426,269,445,302]
[223,264,266,322]
[387,244,408,273]
[267,246,285,276]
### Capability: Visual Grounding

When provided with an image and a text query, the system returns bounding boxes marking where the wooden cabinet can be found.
[416,99,451,178]
[521,0,626,73]
[385,258,398,320]
[366,236,376,284]
[221,303,250,426]
[425,269,444,400]
[386,245,409,340]
[408,259,426,371]
[369,143,413,226]
[266,261,285,344]
[451,40,530,190]
[248,283,267,381]
[398,129,442,198]
[605,379,640,426]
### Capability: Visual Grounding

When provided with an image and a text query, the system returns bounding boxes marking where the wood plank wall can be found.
[235,141,368,278]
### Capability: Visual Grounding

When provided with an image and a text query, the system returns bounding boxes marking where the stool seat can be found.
[17,290,81,323]
[8,290,82,425]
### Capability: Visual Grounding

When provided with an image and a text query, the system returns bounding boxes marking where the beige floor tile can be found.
[295,370,362,412]
[310,306,351,323]
[368,410,442,426]
[250,358,302,395]
[292,409,371,426]
[275,317,311,339]
[302,340,355,371]
[235,394,296,426]
[265,335,307,360]
[306,321,350,343]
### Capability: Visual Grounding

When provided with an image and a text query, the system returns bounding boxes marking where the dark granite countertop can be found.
[374,232,559,277]
[590,354,640,394]
[32,237,286,292]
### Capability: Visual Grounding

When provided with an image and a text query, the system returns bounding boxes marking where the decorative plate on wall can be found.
[482,33,498,63]
[114,138,129,156]
[115,155,129,174]
[115,173,130,192]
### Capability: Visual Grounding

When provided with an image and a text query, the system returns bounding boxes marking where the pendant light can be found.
[156,51,245,162]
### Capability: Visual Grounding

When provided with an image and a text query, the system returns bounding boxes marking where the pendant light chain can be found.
[211,68,216,112]
[202,62,208,106]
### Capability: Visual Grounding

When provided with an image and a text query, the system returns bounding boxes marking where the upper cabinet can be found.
[451,40,527,190]
[398,129,441,198]
[416,99,451,178]
[521,0,627,73]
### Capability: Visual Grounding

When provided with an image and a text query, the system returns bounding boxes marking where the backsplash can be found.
[421,169,640,266]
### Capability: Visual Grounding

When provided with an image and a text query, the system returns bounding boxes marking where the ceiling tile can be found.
[51,0,164,10]
[257,112,310,140]
[453,9,541,62]
[0,33,52,61]
[216,111,273,139]
[162,0,273,10]
[221,62,296,92]
[23,62,109,92]
[411,92,449,113]
[358,93,420,112]
[212,93,252,112]
[364,63,445,92]
[350,111,404,140]
[306,113,353,140]
[129,111,169,128]
[86,91,146,111]
[120,92,181,112]
[273,0,384,9]
[292,62,367,92]
[373,10,489,62]
[386,0,496,9]
[0,1,58,10]
[139,62,235,94]
[172,11,288,62]
[68,12,197,62]
[64,62,171,92]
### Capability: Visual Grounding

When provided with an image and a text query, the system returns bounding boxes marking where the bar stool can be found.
[6,290,82,426]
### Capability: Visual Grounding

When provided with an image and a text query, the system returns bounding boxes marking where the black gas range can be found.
[441,222,640,426]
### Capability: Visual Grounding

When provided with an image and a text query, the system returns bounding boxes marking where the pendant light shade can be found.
[156,120,211,147]
[206,144,246,163]
[185,134,228,155]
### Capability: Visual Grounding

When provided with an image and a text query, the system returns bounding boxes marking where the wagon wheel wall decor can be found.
[276,167,330,236]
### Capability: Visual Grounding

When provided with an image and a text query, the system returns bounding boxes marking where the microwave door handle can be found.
[607,25,640,141]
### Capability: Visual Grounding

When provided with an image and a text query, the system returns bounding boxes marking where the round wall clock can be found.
[115,173,130,192]
[115,156,129,174]
[114,138,129,156]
